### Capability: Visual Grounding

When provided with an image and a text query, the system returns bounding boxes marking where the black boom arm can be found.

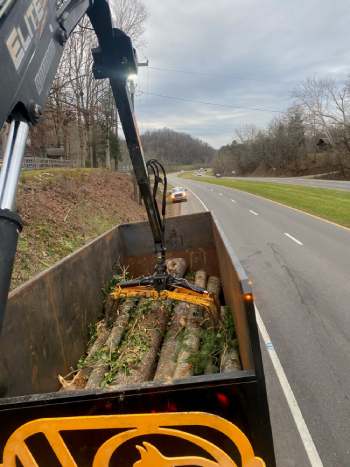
[0,0,165,327]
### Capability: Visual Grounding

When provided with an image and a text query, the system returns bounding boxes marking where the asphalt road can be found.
[206,175,350,191]
[170,174,350,467]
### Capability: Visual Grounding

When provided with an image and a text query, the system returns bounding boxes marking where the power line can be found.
[138,90,283,114]
[147,65,298,87]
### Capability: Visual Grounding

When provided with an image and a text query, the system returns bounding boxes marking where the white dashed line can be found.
[255,306,323,467]
[231,199,237,203]
[219,192,223,196]
[284,232,303,246]
[249,210,259,216]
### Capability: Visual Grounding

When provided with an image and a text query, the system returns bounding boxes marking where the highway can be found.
[170,174,350,467]
[215,175,350,191]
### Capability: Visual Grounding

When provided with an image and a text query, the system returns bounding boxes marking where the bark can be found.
[207,276,220,298]
[206,275,221,322]
[173,271,206,379]
[195,270,207,289]
[221,348,241,372]
[59,320,110,390]
[220,306,241,373]
[108,300,170,389]
[153,301,190,382]
[85,299,135,389]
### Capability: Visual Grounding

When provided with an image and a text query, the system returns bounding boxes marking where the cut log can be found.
[107,299,171,389]
[104,294,121,326]
[219,306,241,372]
[59,319,110,390]
[173,271,206,380]
[172,318,200,379]
[207,276,220,298]
[153,301,190,382]
[166,258,187,278]
[85,298,136,389]
[221,347,241,372]
[195,269,207,289]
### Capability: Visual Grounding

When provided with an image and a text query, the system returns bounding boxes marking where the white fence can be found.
[21,158,77,170]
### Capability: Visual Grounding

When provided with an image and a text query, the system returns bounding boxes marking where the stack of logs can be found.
[59,258,241,392]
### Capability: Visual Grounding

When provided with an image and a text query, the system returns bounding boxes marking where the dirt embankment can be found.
[12,169,146,289]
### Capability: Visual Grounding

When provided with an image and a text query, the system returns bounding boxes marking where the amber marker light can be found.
[244,293,254,302]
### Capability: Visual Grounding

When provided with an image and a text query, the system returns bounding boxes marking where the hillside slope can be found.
[12,169,146,289]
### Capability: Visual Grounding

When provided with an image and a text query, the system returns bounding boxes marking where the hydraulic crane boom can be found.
[0,0,166,326]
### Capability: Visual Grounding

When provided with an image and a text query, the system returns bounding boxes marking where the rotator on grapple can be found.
[0,0,216,329]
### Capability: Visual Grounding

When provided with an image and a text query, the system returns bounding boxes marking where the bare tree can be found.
[31,1,147,168]
[111,0,148,45]
[293,77,350,173]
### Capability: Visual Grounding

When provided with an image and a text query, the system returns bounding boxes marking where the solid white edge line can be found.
[249,209,259,216]
[186,184,322,466]
[187,188,209,212]
[255,305,323,467]
[284,232,303,246]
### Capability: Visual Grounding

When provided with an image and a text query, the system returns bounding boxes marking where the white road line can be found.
[284,232,303,246]
[184,186,322,466]
[255,306,323,467]
[219,192,223,196]
[249,210,259,216]
[231,199,237,203]
[187,188,210,212]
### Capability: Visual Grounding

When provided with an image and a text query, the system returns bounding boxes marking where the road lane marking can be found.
[284,232,303,246]
[231,199,237,203]
[188,178,350,233]
[219,192,223,196]
[255,306,323,467]
[187,188,210,211]
[249,210,259,216]
[182,186,322,466]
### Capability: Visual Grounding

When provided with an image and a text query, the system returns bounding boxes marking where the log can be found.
[85,298,136,389]
[219,306,241,372]
[207,275,220,298]
[173,271,207,379]
[104,294,121,326]
[58,319,110,390]
[153,301,190,382]
[107,299,171,389]
[221,347,241,372]
[166,257,187,278]
[195,269,207,289]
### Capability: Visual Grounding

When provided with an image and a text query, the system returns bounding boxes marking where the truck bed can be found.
[0,212,276,466]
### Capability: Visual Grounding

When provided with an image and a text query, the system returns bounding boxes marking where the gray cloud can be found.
[132,0,350,148]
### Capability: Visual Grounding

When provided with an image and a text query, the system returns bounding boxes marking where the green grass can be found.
[181,173,350,228]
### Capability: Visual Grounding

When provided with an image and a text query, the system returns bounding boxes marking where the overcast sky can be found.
[133,0,350,148]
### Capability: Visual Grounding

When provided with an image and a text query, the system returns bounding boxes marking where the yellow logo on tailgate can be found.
[0,412,265,466]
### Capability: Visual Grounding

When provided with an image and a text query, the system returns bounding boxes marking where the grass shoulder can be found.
[180,173,350,228]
